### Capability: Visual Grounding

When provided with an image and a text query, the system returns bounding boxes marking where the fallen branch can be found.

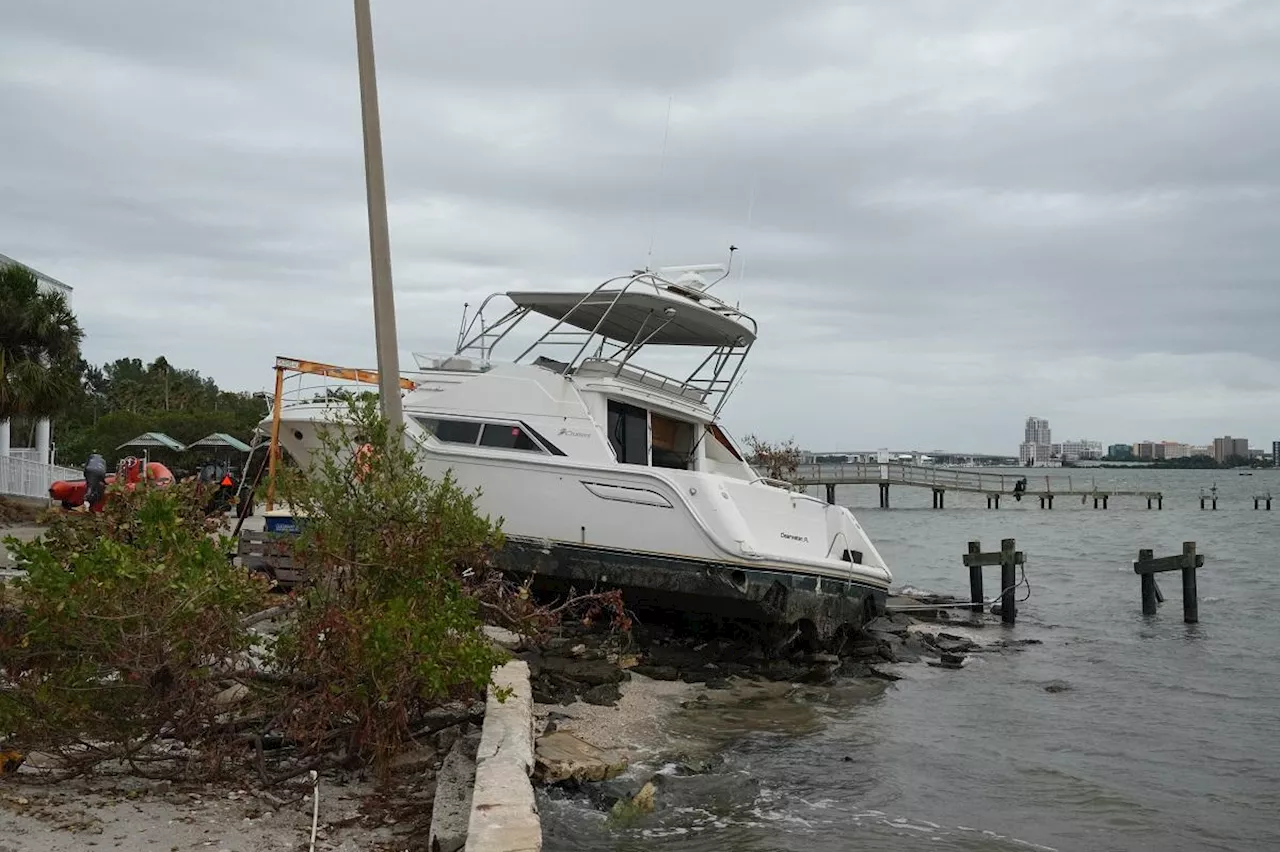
[242,604,293,628]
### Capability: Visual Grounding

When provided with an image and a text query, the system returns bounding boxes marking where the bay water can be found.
[540,468,1280,852]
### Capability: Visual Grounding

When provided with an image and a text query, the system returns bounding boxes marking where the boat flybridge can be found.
[264,260,892,639]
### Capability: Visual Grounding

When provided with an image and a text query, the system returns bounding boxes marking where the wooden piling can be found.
[961,538,1024,626]
[1133,542,1204,624]
[1181,542,1199,624]
[968,541,983,613]
[999,538,1017,625]
[1139,548,1157,615]
[825,483,836,505]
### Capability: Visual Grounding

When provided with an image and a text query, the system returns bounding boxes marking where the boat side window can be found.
[650,412,695,470]
[415,415,550,453]
[428,418,482,445]
[479,423,541,452]
[607,400,649,465]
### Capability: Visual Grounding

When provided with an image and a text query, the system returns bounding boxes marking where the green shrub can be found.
[0,481,269,775]
[270,398,509,777]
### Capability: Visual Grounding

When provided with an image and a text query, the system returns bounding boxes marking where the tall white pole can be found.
[353,0,404,429]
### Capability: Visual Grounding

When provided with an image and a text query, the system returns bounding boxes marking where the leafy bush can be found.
[743,434,803,484]
[0,481,269,776]
[269,398,512,777]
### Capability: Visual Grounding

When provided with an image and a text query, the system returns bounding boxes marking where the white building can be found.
[1019,416,1055,466]
[1058,439,1104,461]
[0,252,74,477]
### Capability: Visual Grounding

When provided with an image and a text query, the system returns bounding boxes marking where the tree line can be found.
[2,260,265,471]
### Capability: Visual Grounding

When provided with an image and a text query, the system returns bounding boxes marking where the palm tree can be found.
[0,261,84,422]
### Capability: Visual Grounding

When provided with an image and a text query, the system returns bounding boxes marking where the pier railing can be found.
[791,462,1158,498]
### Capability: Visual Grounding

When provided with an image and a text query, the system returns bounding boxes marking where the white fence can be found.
[0,455,81,500]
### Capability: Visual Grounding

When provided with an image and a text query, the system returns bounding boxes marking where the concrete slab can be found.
[465,660,540,852]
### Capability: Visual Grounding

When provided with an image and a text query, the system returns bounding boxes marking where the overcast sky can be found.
[4,1,1278,453]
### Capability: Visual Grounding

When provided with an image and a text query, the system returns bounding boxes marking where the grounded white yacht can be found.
[265,261,892,639]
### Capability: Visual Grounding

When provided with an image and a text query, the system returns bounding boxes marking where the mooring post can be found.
[1000,538,1017,625]
[1134,541,1204,622]
[825,483,836,505]
[1158,495,1163,510]
[1147,496,1152,510]
[1139,548,1157,615]
[1048,494,1054,509]
[1093,496,1099,509]
[1039,495,1045,509]
[1182,541,1199,624]
[1103,495,1109,509]
[968,540,984,613]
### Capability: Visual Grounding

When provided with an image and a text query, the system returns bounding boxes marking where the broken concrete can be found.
[429,732,480,852]
[533,732,628,784]
[465,660,540,852]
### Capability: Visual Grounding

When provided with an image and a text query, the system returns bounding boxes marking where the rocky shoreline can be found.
[518,598,1044,822]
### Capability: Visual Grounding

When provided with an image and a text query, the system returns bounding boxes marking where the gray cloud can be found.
[3,0,1279,453]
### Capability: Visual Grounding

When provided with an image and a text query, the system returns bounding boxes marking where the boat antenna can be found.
[645,95,674,271]
[456,301,470,352]
[735,175,757,308]
[701,245,737,293]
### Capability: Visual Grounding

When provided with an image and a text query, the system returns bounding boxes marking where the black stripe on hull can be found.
[496,538,887,639]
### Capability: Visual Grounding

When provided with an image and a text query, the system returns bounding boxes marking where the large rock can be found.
[540,657,627,687]
[630,664,679,681]
[429,733,479,852]
[580,683,622,706]
[534,731,628,784]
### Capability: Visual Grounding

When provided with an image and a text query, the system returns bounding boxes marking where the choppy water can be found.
[541,468,1280,852]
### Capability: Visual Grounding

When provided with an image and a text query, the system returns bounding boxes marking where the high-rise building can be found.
[1212,436,1249,463]
[1108,443,1133,459]
[1273,441,1280,463]
[1019,416,1053,466]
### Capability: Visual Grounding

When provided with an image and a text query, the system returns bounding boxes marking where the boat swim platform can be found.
[791,462,1165,509]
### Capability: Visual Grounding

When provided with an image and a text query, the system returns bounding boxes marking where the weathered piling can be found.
[986,493,1001,510]
[1133,542,1204,624]
[1199,488,1218,510]
[967,541,983,613]
[878,483,890,509]
[1092,494,1109,509]
[825,483,836,505]
[962,538,1024,625]
[932,488,945,509]
[1039,494,1055,509]
[1254,492,1272,511]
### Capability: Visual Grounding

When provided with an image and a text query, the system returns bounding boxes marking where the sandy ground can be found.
[0,775,399,852]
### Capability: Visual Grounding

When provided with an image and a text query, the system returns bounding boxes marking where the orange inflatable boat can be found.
[49,455,174,512]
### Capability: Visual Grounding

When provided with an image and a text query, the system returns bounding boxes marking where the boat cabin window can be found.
[433,419,481,445]
[607,400,649,465]
[414,416,550,454]
[479,423,541,451]
[606,400,697,470]
[650,412,696,470]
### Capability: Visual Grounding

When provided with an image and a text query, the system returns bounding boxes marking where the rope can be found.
[886,555,1033,612]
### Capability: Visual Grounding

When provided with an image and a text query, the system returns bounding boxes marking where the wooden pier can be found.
[792,462,1164,509]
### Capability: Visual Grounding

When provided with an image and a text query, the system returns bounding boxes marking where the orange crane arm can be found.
[265,355,416,510]
[274,356,416,390]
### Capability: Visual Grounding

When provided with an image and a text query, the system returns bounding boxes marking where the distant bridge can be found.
[791,461,1164,510]
[804,449,1019,465]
